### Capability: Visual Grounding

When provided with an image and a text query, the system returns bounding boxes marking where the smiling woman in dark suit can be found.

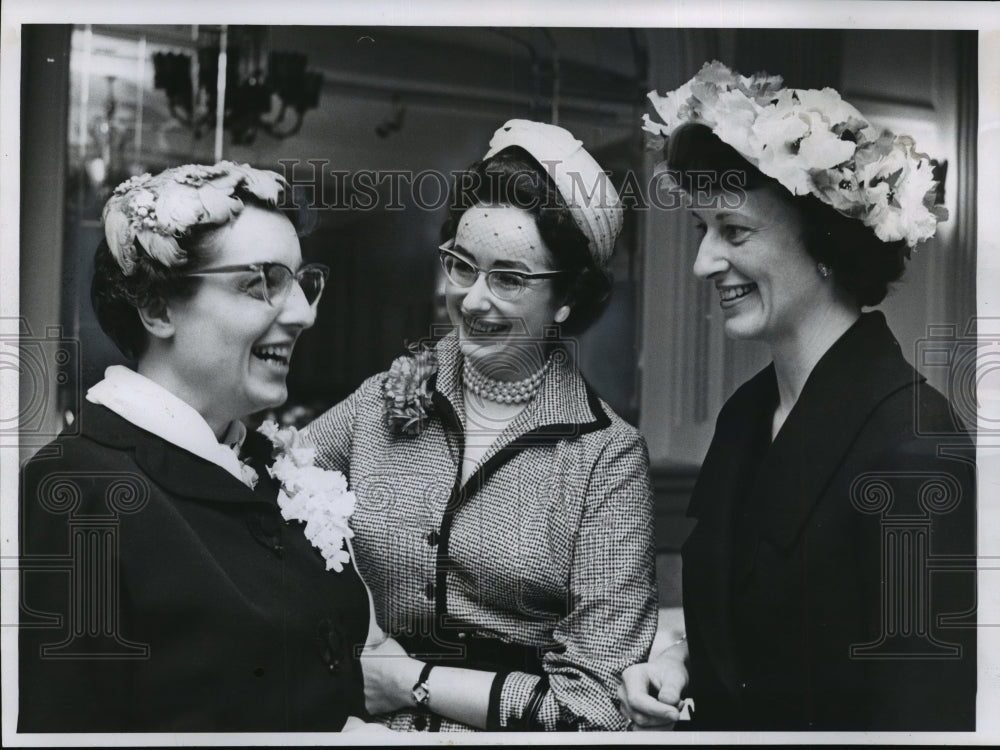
[18,162,378,733]
[619,63,976,731]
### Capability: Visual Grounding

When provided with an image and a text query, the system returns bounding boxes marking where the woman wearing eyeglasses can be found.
[309,120,658,732]
[18,162,381,733]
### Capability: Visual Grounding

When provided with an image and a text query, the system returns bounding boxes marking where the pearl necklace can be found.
[462,356,552,404]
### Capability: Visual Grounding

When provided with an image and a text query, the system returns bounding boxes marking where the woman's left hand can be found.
[360,634,424,716]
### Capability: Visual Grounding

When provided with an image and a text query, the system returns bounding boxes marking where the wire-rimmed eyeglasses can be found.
[438,240,570,302]
[183,262,329,307]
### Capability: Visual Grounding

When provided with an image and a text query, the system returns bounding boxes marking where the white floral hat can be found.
[642,61,947,247]
[102,161,287,275]
[485,119,624,267]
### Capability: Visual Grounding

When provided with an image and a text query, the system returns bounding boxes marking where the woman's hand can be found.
[618,645,689,730]
[359,634,424,716]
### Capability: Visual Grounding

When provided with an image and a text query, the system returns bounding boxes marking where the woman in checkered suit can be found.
[309,120,658,731]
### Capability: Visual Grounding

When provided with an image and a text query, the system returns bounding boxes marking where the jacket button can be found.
[316,618,342,674]
[457,631,467,639]
[427,530,438,546]
[425,583,435,600]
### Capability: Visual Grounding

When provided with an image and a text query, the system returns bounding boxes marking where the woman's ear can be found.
[137,297,175,340]
[554,305,571,324]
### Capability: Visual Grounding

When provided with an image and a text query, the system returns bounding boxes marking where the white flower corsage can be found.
[258,419,356,572]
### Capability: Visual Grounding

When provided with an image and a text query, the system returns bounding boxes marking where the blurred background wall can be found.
[18,25,978,607]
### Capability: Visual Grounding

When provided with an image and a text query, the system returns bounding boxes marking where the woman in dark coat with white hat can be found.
[619,62,976,732]
[19,162,379,733]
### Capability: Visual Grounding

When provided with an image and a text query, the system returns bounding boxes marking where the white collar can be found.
[86,365,251,485]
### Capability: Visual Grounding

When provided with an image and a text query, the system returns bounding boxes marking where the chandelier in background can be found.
[152,26,323,146]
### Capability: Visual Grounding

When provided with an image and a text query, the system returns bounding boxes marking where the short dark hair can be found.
[442,146,612,335]
[666,123,908,307]
[91,189,314,360]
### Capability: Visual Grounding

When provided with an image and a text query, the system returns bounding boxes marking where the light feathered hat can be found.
[484,119,624,267]
[102,161,288,275]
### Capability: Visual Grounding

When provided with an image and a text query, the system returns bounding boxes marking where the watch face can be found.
[413,684,430,705]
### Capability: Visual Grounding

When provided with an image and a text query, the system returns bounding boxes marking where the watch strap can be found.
[412,662,434,708]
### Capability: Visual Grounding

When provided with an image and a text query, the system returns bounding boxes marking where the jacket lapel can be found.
[683,312,921,701]
[79,402,275,506]
[684,364,777,700]
[478,350,608,462]
[748,312,921,551]
[429,331,613,625]
[429,329,468,444]
[432,332,609,499]
[686,366,777,522]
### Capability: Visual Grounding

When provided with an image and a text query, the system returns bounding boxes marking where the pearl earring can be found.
[817,263,832,278]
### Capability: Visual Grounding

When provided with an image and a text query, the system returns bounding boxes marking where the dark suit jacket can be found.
[18,402,370,732]
[682,312,976,730]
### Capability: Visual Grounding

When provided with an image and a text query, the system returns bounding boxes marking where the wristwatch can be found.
[411,662,434,708]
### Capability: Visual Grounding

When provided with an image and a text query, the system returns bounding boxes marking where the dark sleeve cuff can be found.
[519,675,549,730]
[486,671,509,731]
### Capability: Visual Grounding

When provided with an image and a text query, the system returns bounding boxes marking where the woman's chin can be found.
[722,316,764,341]
[244,386,288,419]
[459,338,526,374]
[459,338,494,367]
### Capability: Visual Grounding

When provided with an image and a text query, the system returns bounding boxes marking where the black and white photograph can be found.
[2,0,998,744]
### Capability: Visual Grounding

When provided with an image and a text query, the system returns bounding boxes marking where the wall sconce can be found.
[152,27,323,145]
[375,95,406,138]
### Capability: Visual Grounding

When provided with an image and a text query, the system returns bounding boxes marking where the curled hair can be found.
[443,146,612,334]
[92,187,315,360]
[666,123,907,307]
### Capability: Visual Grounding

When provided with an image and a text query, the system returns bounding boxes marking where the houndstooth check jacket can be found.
[308,331,657,731]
